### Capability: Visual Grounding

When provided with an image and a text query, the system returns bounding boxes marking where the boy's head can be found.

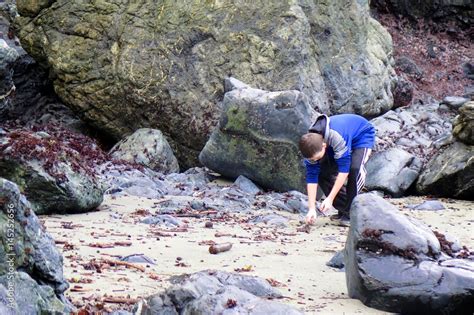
[299,133,327,161]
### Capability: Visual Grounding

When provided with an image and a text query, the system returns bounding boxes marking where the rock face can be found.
[199,79,313,192]
[365,148,422,197]
[0,178,71,313]
[133,270,303,314]
[452,101,474,145]
[416,142,473,200]
[14,0,396,166]
[110,128,179,174]
[371,0,474,27]
[0,127,105,214]
[0,38,19,115]
[345,194,474,314]
[0,8,87,132]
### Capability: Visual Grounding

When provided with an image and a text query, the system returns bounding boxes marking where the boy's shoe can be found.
[337,215,350,227]
[330,214,350,227]
[329,214,340,221]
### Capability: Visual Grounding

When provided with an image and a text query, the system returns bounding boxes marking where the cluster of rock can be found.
[344,193,474,314]
[365,97,473,199]
[0,178,72,314]
[132,270,303,314]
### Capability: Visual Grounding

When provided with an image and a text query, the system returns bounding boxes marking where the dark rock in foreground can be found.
[0,178,72,313]
[345,194,474,315]
[133,270,303,314]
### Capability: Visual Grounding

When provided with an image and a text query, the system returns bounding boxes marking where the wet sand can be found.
[41,194,473,314]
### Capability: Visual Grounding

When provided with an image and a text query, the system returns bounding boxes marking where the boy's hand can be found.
[320,197,334,212]
[305,208,317,224]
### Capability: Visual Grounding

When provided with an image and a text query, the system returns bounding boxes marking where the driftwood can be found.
[102,296,139,304]
[209,242,232,254]
[102,259,146,272]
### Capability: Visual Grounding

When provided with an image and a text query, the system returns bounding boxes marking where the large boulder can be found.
[452,101,474,145]
[133,270,303,314]
[199,79,313,192]
[370,0,474,27]
[416,141,473,199]
[13,0,396,167]
[110,128,179,174]
[365,148,422,197]
[345,193,474,314]
[0,126,105,214]
[0,178,72,313]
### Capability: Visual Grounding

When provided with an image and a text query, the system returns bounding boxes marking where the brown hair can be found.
[299,133,324,158]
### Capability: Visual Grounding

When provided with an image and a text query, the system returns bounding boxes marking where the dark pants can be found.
[318,148,371,217]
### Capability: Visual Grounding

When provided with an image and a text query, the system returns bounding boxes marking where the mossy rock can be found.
[199,78,314,192]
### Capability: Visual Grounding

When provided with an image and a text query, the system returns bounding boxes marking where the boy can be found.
[298,114,375,225]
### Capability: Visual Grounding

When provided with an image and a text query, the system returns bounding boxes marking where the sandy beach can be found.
[41,192,473,314]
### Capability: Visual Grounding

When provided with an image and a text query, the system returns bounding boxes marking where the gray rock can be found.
[110,128,179,174]
[392,76,413,108]
[120,254,156,265]
[162,167,211,195]
[365,148,422,197]
[0,178,71,312]
[463,62,474,80]
[250,214,289,228]
[345,194,474,314]
[0,38,19,116]
[326,251,345,269]
[441,96,470,110]
[416,142,473,199]
[14,0,396,167]
[141,215,182,227]
[0,272,69,314]
[133,270,302,314]
[406,200,445,211]
[394,56,423,78]
[200,79,314,192]
[432,132,455,148]
[0,130,105,214]
[233,175,262,195]
[452,101,474,145]
[108,311,134,315]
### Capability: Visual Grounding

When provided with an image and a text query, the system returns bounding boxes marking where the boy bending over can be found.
[299,114,375,225]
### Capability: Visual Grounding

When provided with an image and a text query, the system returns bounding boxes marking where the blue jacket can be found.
[304,114,375,184]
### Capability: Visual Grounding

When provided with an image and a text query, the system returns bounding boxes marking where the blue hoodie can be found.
[304,114,375,184]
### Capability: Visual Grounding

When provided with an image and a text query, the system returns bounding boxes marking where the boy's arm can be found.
[326,172,348,203]
[321,154,351,211]
[307,183,318,210]
[304,160,320,223]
